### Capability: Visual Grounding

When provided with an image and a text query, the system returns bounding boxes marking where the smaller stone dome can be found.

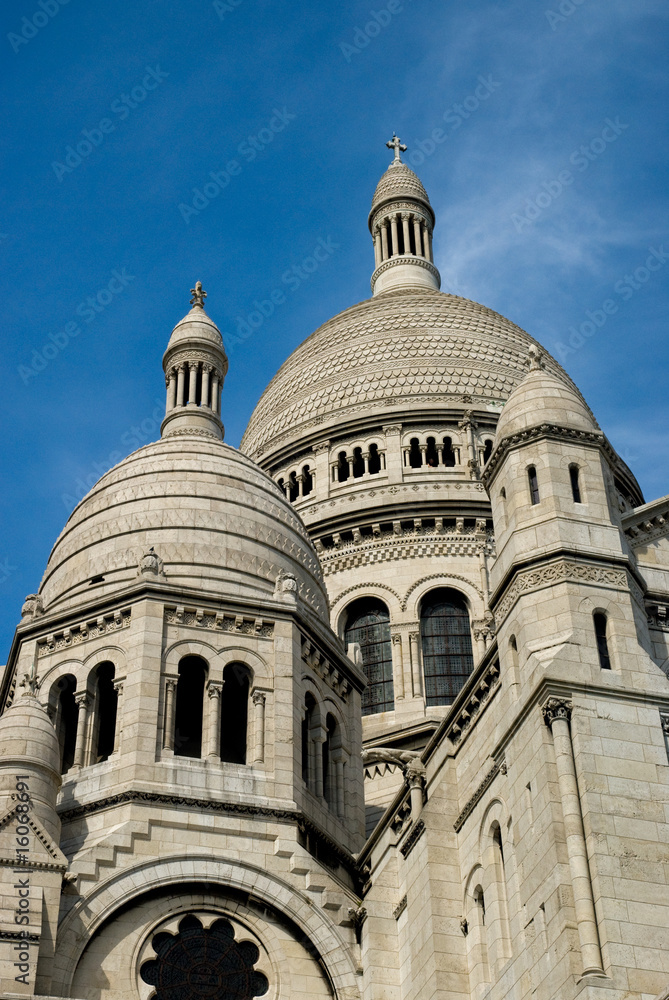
[369,162,433,224]
[496,359,599,441]
[0,692,60,778]
[163,306,227,364]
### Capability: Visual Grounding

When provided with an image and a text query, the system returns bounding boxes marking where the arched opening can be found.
[368,443,381,475]
[528,466,540,505]
[54,675,78,775]
[302,693,316,787]
[442,436,456,467]
[409,438,422,468]
[344,598,394,715]
[323,713,340,811]
[352,447,365,478]
[220,662,250,764]
[337,451,349,483]
[483,439,493,465]
[420,588,474,705]
[92,661,117,762]
[570,464,582,503]
[174,656,207,758]
[490,822,512,967]
[288,471,299,502]
[301,465,313,496]
[594,612,611,669]
[426,437,439,468]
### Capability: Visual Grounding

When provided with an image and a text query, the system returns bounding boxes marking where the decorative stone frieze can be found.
[37,609,131,657]
[453,758,506,832]
[164,606,274,638]
[301,636,352,700]
[393,895,408,919]
[320,527,494,576]
[494,558,630,625]
[400,818,425,858]
[444,658,501,747]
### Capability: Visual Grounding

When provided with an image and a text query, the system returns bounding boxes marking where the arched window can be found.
[302,694,316,786]
[174,656,207,758]
[570,464,582,503]
[409,438,422,468]
[344,598,394,715]
[528,466,540,505]
[490,822,512,966]
[352,447,365,478]
[368,443,381,475]
[442,436,456,467]
[337,451,349,482]
[220,662,250,764]
[54,675,78,775]
[483,439,493,464]
[288,471,299,502]
[92,661,118,762]
[420,589,474,705]
[301,465,313,496]
[426,437,439,467]
[594,612,611,669]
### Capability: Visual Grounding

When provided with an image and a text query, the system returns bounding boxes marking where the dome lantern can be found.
[160,281,228,440]
[368,135,441,296]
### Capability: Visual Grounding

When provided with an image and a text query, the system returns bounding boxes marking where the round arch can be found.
[403,575,483,618]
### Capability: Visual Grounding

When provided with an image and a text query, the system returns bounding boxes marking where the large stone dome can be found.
[38,436,329,620]
[241,288,579,460]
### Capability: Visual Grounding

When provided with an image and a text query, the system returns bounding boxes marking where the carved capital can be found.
[542,697,572,728]
[383,424,402,435]
[207,682,223,699]
[74,692,89,710]
[252,690,266,707]
[165,677,178,693]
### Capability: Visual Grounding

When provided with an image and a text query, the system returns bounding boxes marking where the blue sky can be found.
[1,0,667,659]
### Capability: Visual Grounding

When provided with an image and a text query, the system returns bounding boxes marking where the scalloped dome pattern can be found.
[242,290,580,459]
[39,437,328,620]
[370,163,431,215]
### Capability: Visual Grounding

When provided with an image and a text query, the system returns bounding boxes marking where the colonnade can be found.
[165,360,222,414]
[373,211,433,266]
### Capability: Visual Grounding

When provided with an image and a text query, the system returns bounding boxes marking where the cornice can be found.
[482,424,605,486]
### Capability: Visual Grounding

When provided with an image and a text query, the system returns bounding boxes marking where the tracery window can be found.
[344,598,394,715]
[140,914,269,1000]
[420,589,474,705]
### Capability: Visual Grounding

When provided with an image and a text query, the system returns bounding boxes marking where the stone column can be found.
[72,693,90,769]
[419,444,427,466]
[391,632,405,700]
[297,474,304,498]
[201,364,212,408]
[543,698,604,977]
[362,451,370,475]
[211,373,220,414]
[176,364,186,407]
[381,222,389,261]
[111,677,124,755]
[459,411,479,480]
[347,455,355,479]
[401,213,411,254]
[406,758,426,821]
[187,361,198,404]
[334,752,346,818]
[205,682,223,760]
[252,690,266,764]
[422,223,430,259]
[162,677,178,753]
[373,227,382,267]
[409,631,422,698]
[427,227,434,262]
[390,215,399,256]
[413,216,423,257]
[166,370,177,413]
[312,726,326,799]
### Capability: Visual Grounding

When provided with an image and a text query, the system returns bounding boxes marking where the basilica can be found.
[1,139,668,1000]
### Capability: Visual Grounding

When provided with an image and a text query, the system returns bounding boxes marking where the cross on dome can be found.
[386,133,407,166]
[189,280,207,309]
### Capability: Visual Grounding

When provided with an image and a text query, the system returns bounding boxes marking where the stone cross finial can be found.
[386,133,407,165]
[190,281,207,310]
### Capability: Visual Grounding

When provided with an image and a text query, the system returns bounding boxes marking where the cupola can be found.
[160,281,228,440]
[368,134,441,295]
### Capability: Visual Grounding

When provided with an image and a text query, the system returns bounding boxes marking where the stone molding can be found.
[453,758,506,833]
[493,558,630,625]
[482,423,605,485]
[37,609,131,658]
[301,635,352,700]
[393,894,408,920]
[371,254,440,282]
[399,818,425,858]
[444,659,501,747]
[165,605,274,638]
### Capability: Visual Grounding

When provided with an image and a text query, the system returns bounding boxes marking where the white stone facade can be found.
[0,149,668,1000]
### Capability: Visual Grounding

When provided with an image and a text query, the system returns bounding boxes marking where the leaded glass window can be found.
[140,914,268,1000]
[344,599,394,715]
[420,589,474,705]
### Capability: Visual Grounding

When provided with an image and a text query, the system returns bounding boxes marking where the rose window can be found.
[140,914,269,1000]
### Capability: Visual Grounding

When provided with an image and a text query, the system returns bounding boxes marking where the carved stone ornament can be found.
[21,594,44,619]
[274,570,298,597]
[138,547,166,579]
[542,696,573,728]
